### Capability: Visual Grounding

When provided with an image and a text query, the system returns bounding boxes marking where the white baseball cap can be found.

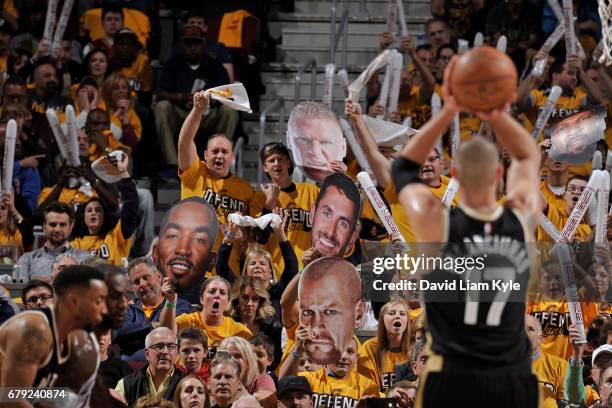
[592,344,612,366]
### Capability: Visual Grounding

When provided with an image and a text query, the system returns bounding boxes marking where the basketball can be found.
[449,45,518,112]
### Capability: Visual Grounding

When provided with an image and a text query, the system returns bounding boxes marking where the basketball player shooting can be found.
[389,53,542,407]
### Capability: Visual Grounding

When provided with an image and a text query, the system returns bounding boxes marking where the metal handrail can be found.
[330,0,350,69]
[232,137,244,178]
[294,58,317,106]
[258,97,285,184]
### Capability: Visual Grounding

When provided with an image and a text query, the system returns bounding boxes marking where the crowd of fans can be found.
[2,0,612,407]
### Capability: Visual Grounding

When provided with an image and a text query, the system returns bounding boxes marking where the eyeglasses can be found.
[425,156,440,163]
[566,186,586,194]
[148,342,177,352]
[25,294,53,304]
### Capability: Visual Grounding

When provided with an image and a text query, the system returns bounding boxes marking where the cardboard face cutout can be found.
[153,197,219,303]
[287,103,347,182]
[309,173,361,258]
[549,107,606,164]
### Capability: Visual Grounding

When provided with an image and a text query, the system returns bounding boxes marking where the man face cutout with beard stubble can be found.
[298,257,364,365]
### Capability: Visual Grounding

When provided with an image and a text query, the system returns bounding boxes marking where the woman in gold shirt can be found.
[161,276,252,347]
[70,154,138,265]
[361,300,412,391]
[0,191,31,257]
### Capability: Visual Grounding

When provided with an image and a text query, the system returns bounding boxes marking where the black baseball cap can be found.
[260,142,294,178]
[277,376,312,399]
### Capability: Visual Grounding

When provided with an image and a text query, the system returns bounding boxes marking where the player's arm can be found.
[344,99,391,188]
[0,315,52,408]
[178,91,210,172]
[392,60,458,244]
[480,109,540,224]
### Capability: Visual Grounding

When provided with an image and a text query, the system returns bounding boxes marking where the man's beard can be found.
[47,234,66,246]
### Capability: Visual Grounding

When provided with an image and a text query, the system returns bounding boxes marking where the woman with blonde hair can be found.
[101,73,142,148]
[0,191,31,257]
[217,209,298,316]
[218,336,276,404]
[230,276,282,368]
[172,375,209,408]
[362,300,411,392]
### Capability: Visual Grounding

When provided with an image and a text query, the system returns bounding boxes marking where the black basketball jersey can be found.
[422,204,532,366]
[33,307,99,408]
[34,307,60,387]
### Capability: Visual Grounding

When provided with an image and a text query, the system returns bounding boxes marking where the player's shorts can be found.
[415,352,541,408]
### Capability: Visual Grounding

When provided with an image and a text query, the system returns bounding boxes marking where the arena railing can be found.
[293,58,317,107]
[330,0,350,69]
[258,97,285,183]
[232,136,245,178]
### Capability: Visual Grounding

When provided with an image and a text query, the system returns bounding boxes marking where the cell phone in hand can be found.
[366,398,399,408]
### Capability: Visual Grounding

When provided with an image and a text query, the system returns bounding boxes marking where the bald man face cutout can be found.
[298,257,364,365]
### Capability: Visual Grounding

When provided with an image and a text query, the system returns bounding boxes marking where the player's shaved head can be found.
[300,257,361,303]
[454,136,501,190]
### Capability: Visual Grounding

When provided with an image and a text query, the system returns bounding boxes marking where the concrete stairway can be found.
[153,1,432,228]
[240,0,432,182]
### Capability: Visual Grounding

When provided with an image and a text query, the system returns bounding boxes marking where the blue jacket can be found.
[13,161,41,213]
[113,297,192,357]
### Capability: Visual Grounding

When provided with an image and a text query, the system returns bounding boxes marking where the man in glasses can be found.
[538,174,592,243]
[115,327,184,406]
[21,279,54,310]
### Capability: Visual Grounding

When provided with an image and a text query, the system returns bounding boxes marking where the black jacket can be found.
[122,364,184,407]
